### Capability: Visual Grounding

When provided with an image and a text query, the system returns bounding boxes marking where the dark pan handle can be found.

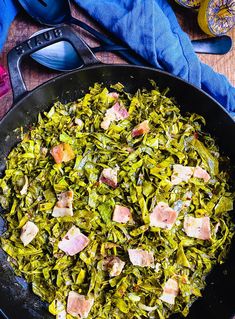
[7,25,100,103]
[0,309,8,319]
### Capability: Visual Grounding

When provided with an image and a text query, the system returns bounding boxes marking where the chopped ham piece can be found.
[108,92,119,99]
[171,165,194,185]
[52,190,74,217]
[112,205,131,223]
[58,226,89,256]
[172,165,211,185]
[112,103,129,120]
[50,143,75,164]
[193,166,210,182]
[100,118,111,131]
[150,202,177,230]
[128,249,154,267]
[184,216,211,240]
[67,291,94,319]
[100,102,129,130]
[99,167,118,188]
[50,144,64,164]
[103,256,125,277]
[20,221,39,246]
[160,278,179,305]
[132,120,150,137]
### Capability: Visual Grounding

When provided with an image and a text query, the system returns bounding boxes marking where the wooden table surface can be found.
[0,3,234,119]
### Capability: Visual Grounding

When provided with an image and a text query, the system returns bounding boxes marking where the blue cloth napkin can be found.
[74,0,235,115]
[0,0,18,50]
[1,0,235,115]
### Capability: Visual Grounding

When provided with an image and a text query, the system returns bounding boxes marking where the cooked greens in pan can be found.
[0,82,234,319]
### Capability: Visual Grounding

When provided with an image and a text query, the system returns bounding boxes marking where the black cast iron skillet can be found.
[0,26,235,319]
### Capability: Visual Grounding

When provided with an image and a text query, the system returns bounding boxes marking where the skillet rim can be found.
[0,63,235,319]
[1,64,234,126]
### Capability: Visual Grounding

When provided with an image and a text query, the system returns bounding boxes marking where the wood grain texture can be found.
[0,2,234,119]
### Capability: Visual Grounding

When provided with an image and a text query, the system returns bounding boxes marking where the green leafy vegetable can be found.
[0,82,234,319]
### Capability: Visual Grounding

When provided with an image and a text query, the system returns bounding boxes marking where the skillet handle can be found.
[7,25,99,103]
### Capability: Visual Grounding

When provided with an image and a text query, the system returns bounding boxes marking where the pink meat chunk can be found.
[171,164,194,185]
[67,291,94,318]
[132,120,150,137]
[52,190,74,217]
[193,166,210,182]
[150,202,178,230]
[101,102,129,130]
[20,221,39,246]
[172,165,211,185]
[160,278,179,305]
[50,143,75,164]
[103,256,125,277]
[99,167,118,188]
[112,102,129,120]
[128,249,154,267]
[58,226,89,256]
[184,216,211,240]
[108,92,119,100]
[112,205,131,223]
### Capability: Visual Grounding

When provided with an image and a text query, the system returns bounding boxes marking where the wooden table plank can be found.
[0,3,234,119]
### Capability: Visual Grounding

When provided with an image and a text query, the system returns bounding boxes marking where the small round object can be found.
[198,0,235,36]
[175,0,202,9]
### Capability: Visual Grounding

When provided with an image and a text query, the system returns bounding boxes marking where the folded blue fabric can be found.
[1,0,235,115]
[74,0,235,115]
[0,0,19,50]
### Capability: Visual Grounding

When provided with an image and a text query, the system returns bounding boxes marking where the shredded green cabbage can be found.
[0,82,234,319]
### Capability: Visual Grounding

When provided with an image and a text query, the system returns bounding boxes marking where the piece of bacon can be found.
[193,166,210,182]
[113,102,129,120]
[160,278,179,305]
[171,164,194,185]
[128,249,154,267]
[52,190,74,217]
[184,216,211,240]
[108,92,119,100]
[67,291,94,319]
[20,221,39,246]
[150,202,177,230]
[50,143,75,164]
[99,167,118,188]
[112,205,131,223]
[132,120,150,137]
[58,226,89,256]
[103,256,125,277]
[171,165,211,185]
[50,144,63,164]
[100,102,129,130]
